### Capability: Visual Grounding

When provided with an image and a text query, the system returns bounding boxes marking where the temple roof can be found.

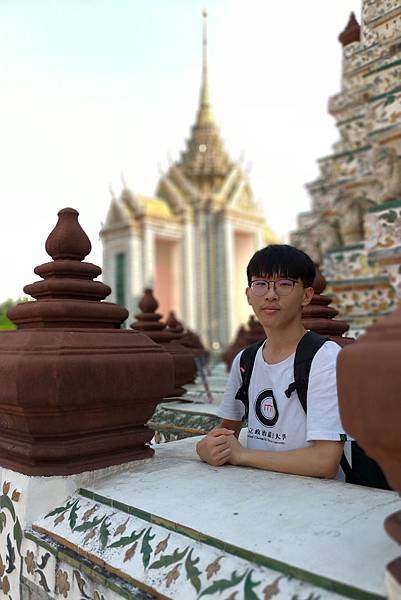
[121,188,174,219]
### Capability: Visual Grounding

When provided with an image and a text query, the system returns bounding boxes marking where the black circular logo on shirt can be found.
[254,389,279,427]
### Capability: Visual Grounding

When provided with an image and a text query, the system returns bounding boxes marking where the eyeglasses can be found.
[249,278,299,296]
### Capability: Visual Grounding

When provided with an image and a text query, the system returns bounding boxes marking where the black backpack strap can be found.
[340,453,353,481]
[235,338,266,421]
[284,331,330,412]
[285,331,355,481]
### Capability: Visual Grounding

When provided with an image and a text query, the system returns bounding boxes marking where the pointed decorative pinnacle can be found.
[8,208,128,329]
[339,12,361,47]
[301,264,351,344]
[196,8,214,126]
[138,289,159,314]
[131,289,165,333]
[45,208,91,261]
[166,311,184,334]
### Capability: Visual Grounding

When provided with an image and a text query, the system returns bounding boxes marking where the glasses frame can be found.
[249,278,300,296]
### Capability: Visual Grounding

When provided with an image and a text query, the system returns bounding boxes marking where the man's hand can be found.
[225,434,245,466]
[196,428,235,466]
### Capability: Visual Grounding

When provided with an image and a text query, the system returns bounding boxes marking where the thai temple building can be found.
[100,12,275,349]
[291,0,401,337]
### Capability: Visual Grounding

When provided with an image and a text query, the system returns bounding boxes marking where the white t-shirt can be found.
[217,340,348,453]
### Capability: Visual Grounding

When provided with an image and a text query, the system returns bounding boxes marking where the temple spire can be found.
[196,10,214,126]
[338,12,361,47]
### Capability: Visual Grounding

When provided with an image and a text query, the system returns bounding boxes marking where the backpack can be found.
[235,331,391,490]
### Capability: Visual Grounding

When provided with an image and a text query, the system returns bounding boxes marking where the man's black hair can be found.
[246,244,315,287]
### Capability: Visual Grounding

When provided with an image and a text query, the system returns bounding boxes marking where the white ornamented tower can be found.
[100,12,274,349]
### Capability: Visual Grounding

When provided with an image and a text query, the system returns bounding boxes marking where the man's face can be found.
[245,275,314,331]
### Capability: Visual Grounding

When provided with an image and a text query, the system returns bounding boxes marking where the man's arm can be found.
[196,419,242,466]
[226,436,344,479]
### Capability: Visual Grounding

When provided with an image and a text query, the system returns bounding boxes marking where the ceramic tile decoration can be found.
[0,480,23,599]
[25,492,349,600]
[291,0,401,335]
[323,244,379,281]
[329,276,396,319]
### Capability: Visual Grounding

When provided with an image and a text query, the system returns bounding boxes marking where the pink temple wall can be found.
[234,231,256,327]
[154,238,182,319]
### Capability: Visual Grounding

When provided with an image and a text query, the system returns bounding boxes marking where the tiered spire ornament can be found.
[338,12,361,47]
[131,290,197,395]
[301,264,353,346]
[1,208,174,475]
[166,311,209,362]
[166,310,185,335]
[178,11,232,187]
[222,316,265,370]
[196,10,214,127]
[156,9,261,217]
[10,208,127,328]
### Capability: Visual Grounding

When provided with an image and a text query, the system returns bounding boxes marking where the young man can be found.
[196,244,346,479]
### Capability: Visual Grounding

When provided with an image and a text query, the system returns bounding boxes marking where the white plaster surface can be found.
[86,436,401,597]
[0,458,152,526]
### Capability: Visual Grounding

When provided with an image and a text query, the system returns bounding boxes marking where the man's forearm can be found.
[235,442,343,479]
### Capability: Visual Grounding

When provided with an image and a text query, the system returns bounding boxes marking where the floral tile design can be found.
[0,480,23,600]
[366,202,401,254]
[29,493,356,600]
[329,279,395,319]
[323,245,380,281]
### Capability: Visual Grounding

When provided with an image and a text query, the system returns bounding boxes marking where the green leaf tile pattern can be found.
[198,569,247,597]
[185,548,202,592]
[140,528,156,569]
[109,528,146,549]
[149,546,188,570]
[30,493,377,600]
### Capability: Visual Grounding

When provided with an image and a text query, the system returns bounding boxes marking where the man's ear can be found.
[245,287,252,305]
[301,286,314,307]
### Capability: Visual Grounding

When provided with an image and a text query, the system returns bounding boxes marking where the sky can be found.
[0,0,362,301]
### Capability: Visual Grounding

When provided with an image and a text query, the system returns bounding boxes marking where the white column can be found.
[101,237,115,303]
[128,232,143,319]
[183,215,196,328]
[224,220,236,343]
[198,210,209,345]
[142,224,155,289]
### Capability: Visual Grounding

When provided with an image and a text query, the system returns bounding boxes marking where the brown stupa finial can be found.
[222,316,265,371]
[302,264,353,346]
[139,288,159,315]
[132,289,165,333]
[166,311,184,334]
[8,208,127,329]
[245,315,265,345]
[131,291,197,395]
[45,207,91,260]
[339,12,360,47]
